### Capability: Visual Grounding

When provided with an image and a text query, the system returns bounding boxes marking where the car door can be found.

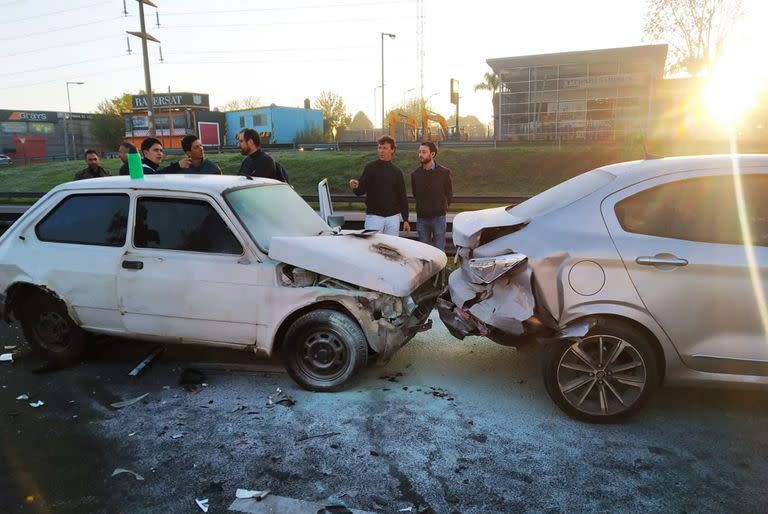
[29,192,129,332]
[116,193,264,345]
[601,168,768,376]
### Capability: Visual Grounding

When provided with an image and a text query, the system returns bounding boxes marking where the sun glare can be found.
[703,53,765,125]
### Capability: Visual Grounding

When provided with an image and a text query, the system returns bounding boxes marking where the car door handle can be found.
[636,256,688,266]
[122,260,144,270]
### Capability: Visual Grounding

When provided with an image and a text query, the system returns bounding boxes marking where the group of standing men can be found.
[74,131,452,252]
[349,136,453,251]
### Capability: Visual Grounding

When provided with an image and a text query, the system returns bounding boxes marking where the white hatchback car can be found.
[0,175,446,390]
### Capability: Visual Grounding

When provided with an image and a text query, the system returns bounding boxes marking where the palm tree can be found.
[474,72,500,139]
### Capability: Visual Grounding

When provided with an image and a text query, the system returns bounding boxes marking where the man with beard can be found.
[411,141,452,251]
[74,149,110,180]
[117,142,137,176]
[237,128,280,180]
[161,134,222,174]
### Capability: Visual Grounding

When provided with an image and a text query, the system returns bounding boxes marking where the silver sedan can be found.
[439,154,768,422]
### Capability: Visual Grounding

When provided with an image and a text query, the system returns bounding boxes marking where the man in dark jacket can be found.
[159,134,222,174]
[74,149,110,180]
[348,135,410,236]
[237,128,280,180]
[140,137,165,174]
[411,141,452,251]
[118,142,137,175]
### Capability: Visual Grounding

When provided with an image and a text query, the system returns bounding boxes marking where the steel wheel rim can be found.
[34,310,71,351]
[299,330,348,380]
[556,334,647,417]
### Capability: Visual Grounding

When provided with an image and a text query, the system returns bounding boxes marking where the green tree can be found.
[90,94,132,151]
[447,115,488,139]
[643,0,745,75]
[349,111,374,130]
[314,90,352,138]
[474,72,500,138]
[216,96,263,112]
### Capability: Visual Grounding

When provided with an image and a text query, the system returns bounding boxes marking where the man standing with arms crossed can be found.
[411,141,452,251]
[349,135,410,236]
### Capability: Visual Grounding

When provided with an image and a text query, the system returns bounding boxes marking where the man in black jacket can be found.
[349,135,410,236]
[74,149,110,180]
[411,141,452,251]
[237,128,280,180]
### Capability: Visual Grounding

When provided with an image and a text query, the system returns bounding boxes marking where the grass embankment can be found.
[2,141,765,207]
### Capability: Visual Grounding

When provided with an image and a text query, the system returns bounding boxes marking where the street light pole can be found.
[65,81,84,161]
[381,32,395,133]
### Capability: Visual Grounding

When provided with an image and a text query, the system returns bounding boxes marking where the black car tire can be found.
[543,319,658,423]
[19,290,88,364]
[283,309,368,392]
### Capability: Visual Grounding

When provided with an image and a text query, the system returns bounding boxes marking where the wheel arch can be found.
[272,300,366,356]
[565,313,667,385]
[5,282,65,322]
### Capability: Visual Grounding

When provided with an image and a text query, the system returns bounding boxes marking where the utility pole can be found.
[381,32,396,131]
[128,0,160,136]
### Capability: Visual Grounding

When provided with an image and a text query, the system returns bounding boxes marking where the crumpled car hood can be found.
[269,233,447,297]
[451,206,529,249]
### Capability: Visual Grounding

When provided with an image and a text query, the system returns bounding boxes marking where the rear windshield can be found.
[507,168,616,218]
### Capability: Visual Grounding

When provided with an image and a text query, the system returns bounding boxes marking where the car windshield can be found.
[225,184,330,251]
[507,168,616,218]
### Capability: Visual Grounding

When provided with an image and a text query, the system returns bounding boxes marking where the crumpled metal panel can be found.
[467,267,535,335]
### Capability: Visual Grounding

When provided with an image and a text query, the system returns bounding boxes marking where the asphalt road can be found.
[1,314,767,513]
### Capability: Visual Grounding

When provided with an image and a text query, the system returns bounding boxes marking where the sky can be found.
[1,0,766,126]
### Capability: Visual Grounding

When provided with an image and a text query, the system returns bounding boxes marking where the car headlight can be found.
[468,253,528,284]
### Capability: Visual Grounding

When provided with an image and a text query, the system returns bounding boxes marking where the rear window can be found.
[36,193,129,246]
[507,168,615,218]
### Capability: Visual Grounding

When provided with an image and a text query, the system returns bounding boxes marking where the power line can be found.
[165,45,374,56]
[162,0,413,16]
[0,1,113,24]
[157,15,412,30]
[0,63,139,91]
[0,14,125,41]
[0,34,116,59]
[12,53,128,76]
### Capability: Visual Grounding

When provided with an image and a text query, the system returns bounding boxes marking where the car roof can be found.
[51,174,282,195]
[598,154,768,188]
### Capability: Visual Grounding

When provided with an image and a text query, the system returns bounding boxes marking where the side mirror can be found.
[327,215,345,230]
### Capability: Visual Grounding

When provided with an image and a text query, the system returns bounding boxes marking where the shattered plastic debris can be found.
[29,401,44,408]
[110,393,149,409]
[4,346,17,350]
[128,346,164,377]
[16,394,29,401]
[195,498,209,512]
[267,388,295,408]
[111,468,145,481]
[0,353,13,362]
[235,488,270,501]
[171,433,183,439]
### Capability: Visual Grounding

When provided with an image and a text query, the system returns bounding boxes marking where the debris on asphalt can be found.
[295,431,341,443]
[0,353,13,362]
[110,392,149,409]
[195,498,209,512]
[179,368,206,392]
[318,505,353,514]
[369,450,381,457]
[4,345,17,350]
[267,388,295,408]
[171,433,183,439]
[111,468,145,481]
[398,508,413,512]
[128,431,137,437]
[128,346,164,377]
[231,405,248,413]
[202,481,224,494]
[379,372,404,382]
[427,387,450,399]
[235,488,270,501]
[29,401,44,408]
[16,394,29,401]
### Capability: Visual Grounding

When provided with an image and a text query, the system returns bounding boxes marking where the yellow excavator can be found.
[388,112,419,141]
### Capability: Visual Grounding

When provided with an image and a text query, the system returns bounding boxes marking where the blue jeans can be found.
[416,215,447,251]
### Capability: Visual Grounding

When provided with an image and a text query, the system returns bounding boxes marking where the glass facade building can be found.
[488,45,668,141]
